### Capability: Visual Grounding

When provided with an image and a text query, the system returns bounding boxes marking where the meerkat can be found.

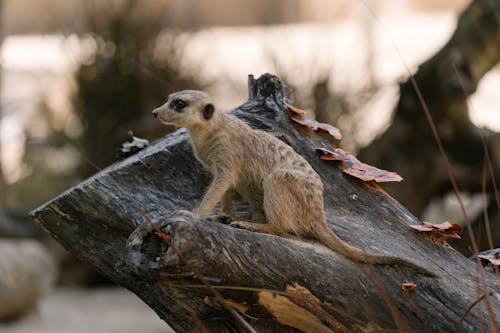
[152,90,436,276]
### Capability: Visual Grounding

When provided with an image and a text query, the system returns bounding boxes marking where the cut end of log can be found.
[126,211,195,277]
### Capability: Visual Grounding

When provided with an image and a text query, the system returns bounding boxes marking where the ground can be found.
[0,287,173,333]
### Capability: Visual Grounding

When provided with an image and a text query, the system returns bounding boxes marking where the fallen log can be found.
[31,74,500,332]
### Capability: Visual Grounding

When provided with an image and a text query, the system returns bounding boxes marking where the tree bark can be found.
[359,0,500,225]
[31,74,500,332]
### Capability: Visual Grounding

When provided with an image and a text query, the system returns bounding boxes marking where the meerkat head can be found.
[152,90,216,128]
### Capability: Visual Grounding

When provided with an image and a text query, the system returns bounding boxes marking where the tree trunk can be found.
[359,0,500,223]
[31,74,499,332]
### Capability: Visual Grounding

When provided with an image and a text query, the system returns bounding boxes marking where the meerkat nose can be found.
[152,109,158,118]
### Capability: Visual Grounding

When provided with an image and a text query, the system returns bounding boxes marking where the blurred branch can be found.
[359,0,500,233]
[358,0,500,255]
[0,0,6,204]
[313,77,379,150]
[73,0,203,176]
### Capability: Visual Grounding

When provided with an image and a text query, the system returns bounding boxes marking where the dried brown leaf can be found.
[317,147,352,162]
[429,234,445,242]
[410,221,462,241]
[343,164,403,182]
[448,223,463,233]
[285,103,343,140]
[312,122,343,140]
[430,222,453,230]
[424,221,462,233]
[155,230,172,242]
[284,102,306,115]
[291,115,343,140]
[409,224,433,232]
[402,282,416,291]
[317,147,403,183]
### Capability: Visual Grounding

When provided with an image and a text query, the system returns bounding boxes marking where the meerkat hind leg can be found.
[231,170,319,239]
[262,170,321,237]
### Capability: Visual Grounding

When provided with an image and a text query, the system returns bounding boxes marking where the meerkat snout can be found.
[152,109,158,118]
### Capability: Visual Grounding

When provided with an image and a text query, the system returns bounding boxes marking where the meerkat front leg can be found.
[202,188,235,224]
[195,174,234,218]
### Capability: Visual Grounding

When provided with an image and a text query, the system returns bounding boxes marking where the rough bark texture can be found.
[31,74,500,332]
[359,0,500,242]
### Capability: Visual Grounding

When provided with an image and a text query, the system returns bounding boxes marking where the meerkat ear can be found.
[203,103,215,120]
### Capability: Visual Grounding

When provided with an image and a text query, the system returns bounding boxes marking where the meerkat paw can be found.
[174,210,196,218]
[193,208,211,218]
[230,221,279,235]
[206,214,232,224]
[230,221,254,230]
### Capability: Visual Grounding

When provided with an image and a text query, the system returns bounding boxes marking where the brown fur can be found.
[153,90,436,277]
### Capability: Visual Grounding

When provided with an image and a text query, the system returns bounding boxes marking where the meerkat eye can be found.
[170,99,187,112]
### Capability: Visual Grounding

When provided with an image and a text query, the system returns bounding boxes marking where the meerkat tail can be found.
[314,227,438,277]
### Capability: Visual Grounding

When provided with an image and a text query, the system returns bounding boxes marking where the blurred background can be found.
[0,0,498,332]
